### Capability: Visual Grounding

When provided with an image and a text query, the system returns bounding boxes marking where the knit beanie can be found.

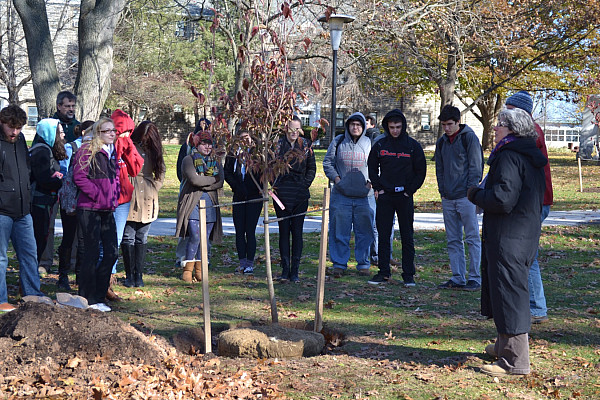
[110,109,135,135]
[505,91,533,115]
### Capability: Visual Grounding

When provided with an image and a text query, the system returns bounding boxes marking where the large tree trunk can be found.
[12,0,60,118]
[75,0,127,121]
[476,93,503,150]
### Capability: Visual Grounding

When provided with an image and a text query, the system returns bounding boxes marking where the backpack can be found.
[58,142,80,215]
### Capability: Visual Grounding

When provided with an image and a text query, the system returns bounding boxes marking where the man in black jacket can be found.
[0,105,46,312]
[367,109,427,286]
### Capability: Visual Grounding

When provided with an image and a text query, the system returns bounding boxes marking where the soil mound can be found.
[0,302,166,373]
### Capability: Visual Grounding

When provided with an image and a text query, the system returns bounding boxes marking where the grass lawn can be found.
[5,145,600,399]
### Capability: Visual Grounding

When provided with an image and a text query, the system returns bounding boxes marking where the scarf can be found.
[488,134,517,163]
[190,147,218,176]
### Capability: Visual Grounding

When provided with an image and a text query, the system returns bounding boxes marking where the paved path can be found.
[52,210,600,237]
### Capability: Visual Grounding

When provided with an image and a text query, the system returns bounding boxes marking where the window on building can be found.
[335,112,344,128]
[421,113,431,131]
[175,21,197,41]
[299,114,310,127]
[27,106,38,127]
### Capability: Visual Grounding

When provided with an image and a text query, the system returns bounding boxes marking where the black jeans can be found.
[77,209,118,305]
[31,203,53,265]
[274,200,308,279]
[232,198,262,262]
[58,207,78,274]
[376,193,415,280]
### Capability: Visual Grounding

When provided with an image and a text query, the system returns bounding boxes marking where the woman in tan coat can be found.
[175,130,224,282]
[122,121,166,287]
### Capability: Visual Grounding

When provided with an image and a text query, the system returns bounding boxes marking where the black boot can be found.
[57,245,72,291]
[121,243,135,288]
[290,258,300,283]
[278,257,290,282]
[133,243,147,287]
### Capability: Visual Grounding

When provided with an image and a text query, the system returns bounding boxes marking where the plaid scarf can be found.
[191,148,218,176]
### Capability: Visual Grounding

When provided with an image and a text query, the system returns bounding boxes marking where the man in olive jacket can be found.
[0,105,46,312]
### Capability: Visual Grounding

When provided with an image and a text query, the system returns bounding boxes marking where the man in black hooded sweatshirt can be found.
[367,109,426,286]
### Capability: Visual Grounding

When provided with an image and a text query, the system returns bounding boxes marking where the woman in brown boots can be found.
[175,130,223,282]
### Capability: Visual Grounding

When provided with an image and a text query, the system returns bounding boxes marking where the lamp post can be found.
[318,14,355,144]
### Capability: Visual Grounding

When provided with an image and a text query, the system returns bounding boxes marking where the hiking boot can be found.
[438,279,466,289]
[357,268,371,276]
[480,362,522,377]
[485,343,498,358]
[462,280,481,291]
[531,315,549,324]
[368,274,390,285]
[403,276,416,287]
[332,268,345,278]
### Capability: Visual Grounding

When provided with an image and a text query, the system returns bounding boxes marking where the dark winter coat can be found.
[468,138,546,335]
[0,132,31,218]
[52,111,80,143]
[224,149,263,202]
[29,134,62,206]
[273,136,316,208]
[367,109,427,196]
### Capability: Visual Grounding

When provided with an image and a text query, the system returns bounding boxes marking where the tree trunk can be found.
[74,0,127,121]
[476,92,503,151]
[12,0,60,118]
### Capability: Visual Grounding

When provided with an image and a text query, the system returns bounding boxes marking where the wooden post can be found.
[198,199,212,353]
[578,157,584,192]
[314,187,330,332]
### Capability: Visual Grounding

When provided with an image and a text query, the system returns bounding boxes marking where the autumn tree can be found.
[13,0,127,120]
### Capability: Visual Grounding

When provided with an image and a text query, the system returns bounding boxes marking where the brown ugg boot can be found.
[106,274,122,302]
[182,260,194,283]
[194,260,203,282]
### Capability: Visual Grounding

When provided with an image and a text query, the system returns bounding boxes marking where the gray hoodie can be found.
[323,112,373,198]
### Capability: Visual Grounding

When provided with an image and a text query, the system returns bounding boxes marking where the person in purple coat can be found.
[72,117,120,312]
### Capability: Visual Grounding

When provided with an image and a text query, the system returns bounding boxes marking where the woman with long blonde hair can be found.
[72,117,120,312]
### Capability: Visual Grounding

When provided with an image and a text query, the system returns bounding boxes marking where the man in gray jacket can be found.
[323,112,375,277]
[435,105,483,291]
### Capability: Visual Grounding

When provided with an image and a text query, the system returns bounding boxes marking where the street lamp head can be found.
[318,14,355,51]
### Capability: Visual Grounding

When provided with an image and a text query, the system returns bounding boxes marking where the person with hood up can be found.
[108,110,143,298]
[467,107,546,377]
[29,118,67,270]
[323,112,375,277]
[367,109,426,286]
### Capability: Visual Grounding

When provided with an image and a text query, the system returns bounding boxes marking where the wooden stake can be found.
[314,187,330,333]
[199,199,212,353]
[578,157,583,192]
[264,177,278,323]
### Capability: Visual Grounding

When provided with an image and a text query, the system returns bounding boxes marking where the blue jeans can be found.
[328,190,375,270]
[0,214,44,303]
[442,197,481,285]
[529,205,550,317]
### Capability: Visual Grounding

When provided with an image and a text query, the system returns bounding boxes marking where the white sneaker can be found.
[88,303,111,312]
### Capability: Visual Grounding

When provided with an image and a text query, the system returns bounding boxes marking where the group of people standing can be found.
[0,91,165,313]
[324,91,552,377]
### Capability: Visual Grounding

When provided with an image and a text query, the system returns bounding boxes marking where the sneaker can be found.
[403,277,416,287]
[462,280,481,291]
[243,266,254,275]
[0,303,16,313]
[88,303,111,312]
[332,268,345,278]
[368,274,390,285]
[485,343,498,358]
[290,277,300,284]
[438,279,466,290]
[480,362,524,377]
[277,276,289,283]
[357,268,371,276]
[531,315,549,324]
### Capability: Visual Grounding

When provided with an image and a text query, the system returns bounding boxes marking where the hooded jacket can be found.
[367,109,426,196]
[468,137,546,335]
[29,118,63,205]
[434,124,483,200]
[323,112,373,198]
[111,109,143,205]
[0,130,31,218]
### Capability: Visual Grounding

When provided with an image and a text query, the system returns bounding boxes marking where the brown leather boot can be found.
[106,274,122,302]
[182,260,194,283]
[194,260,203,282]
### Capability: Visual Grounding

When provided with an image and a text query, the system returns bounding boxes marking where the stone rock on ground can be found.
[0,302,168,374]
[218,325,325,358]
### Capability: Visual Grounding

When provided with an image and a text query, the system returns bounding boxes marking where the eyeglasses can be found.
[100,129,117,134]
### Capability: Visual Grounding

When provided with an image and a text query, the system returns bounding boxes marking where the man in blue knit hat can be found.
[505,90,553,324]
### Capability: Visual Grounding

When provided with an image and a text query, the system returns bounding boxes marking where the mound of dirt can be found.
[0,302,167,374]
